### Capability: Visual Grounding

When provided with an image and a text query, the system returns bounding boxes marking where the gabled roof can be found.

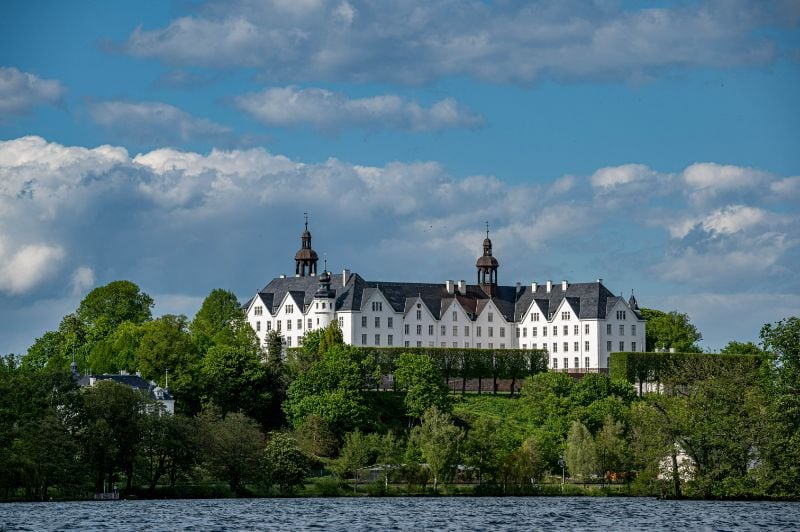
[514,281,619,321]
[78,373,174,401]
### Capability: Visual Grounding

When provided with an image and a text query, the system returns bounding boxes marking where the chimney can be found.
[562,280,568,291]
[279,274,286,279]
[531,282,538,292]
[446,280,454,295]
[597,278,603,284]
[546,280,552,293]
[342,269,350,286]
[457,280,466,295]
[515,282,521,294]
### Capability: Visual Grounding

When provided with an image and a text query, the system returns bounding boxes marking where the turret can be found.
[476,222,499,296]
[314,260,336,329]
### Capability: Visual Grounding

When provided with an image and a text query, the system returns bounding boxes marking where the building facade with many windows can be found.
[244,221,645,371]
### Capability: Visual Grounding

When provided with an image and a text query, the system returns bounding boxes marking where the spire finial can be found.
[304,212,308,231]
[324,256,328,272]
[485,221,489,239]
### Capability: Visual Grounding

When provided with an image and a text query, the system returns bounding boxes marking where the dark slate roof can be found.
[77,373,174,401]
[254,273,641,322]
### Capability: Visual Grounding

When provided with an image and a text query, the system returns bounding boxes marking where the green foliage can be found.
[199,411,264,493]
[719,340,764,356]
[320,320,344,354]
[77,280,154,329]
[334,430,377,489]
[409,406,464,491]
[190,289,245,353]
[394,352,450,419]
[565,420,596,480]
[87,321,144,374]
[639,308,702,352]
[294,415,339,457]
[262,432,310,494]
[265,330,284,365]
[594,415,627,477]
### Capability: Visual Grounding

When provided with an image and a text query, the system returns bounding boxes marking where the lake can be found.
[1,497,798,531]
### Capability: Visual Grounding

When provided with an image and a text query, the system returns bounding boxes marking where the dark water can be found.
[1,497,799,531]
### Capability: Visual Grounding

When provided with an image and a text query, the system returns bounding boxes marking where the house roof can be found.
[77,373,174,401]
[254,273,640,322]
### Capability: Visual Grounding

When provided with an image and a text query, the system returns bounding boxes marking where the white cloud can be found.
[70,266,96,295]
[0,239,65,295]
[235,86,483,132]
[590,163,657,189]
[770,176,800,197]
[88,100,232,145]
[121,1,797,85]
[0,66,64,119]
[681,162,770,205]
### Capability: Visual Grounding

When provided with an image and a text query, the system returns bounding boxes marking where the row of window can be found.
[606,324,637,336]
[362,316,395,328]
[552,357,591,370]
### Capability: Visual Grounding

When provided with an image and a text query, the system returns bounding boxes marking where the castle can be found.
[244,219,645,371]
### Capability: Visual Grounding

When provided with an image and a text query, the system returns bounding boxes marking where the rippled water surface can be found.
[2,497,799,531]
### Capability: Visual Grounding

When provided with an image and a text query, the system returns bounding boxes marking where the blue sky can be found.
[1,0,799,355]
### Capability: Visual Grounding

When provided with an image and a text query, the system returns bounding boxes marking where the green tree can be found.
[719,340,764,356]
[334,430,376,491]
[409,406,464,491]
[200,412,264,493]
[594,415,627,481]
[265,330,284,365]
[639,308,702,352]
[394,352,450,420]
[77,280,154,329]
[294,415,339,457]
[87,321,143,374]
[136,412,201,492]
[190,289,245,353]
[462,417,502,484]
[565,420,596,481]
[262,432,310,494]
[376,431,405,489]
[319,321,344,354]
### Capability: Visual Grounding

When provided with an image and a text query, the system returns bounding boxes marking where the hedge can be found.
[609,351,761,394]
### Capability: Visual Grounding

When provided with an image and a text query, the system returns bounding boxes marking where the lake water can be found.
[1,497,798,531]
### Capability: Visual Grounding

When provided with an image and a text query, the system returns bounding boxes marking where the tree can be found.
[265,330,284,365]
[87,321,143,374]
[409,406,464,491]
[190,289,245,353]
[77,280,154,329]
[462,417,502,484]
[565,420,596,481]
[719,341,764,356]
[319,321,344,354]
[200,412,264,493]
[137,412,201,492]
[294,415,339,457]
[394,352,450,420]
[262,432,310,494]
[594,415,627,481]
[335,430,376,491]
[376,431,405,490]
[639,308,702,352]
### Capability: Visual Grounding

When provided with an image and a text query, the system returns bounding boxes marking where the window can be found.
[267,321,272,332]
[287,320,292,331]
[441,325,446,335]
[286,337,291,347]
[532,313,540,322]
[542,327,547,337]
[375,334,380,345]
[574,342,579,352]
[286,304,294,314]
[477,343,481,349]
[453,326,458,336]
[277,320,281,332]
[255,306,263,316]
[361,334,367,345]
[563,342,569,352]
[404,324,410,334]
[388,335,393,346]
[619,341,624,351]
[488,312,494,322]
[516,328,520,338]
[632,341,637,352]
[452,311,458,321]
[256,321,261,331]
[607,324,612,335]
[607,340,612,351]
[488,343,493,349]
[404,341,410,347]
[362,316,367,327]
[308,318,312,329]
[416,324,422,335]
[464,326,469,336]
[388,317,393,328]
[372,301,382,312]
[585,356,590,369]
[523,328,528,337]
[584,323,590,334]
[617,310,627,320]
[585,341,590,351]
[416,310,422,320]
[553,343,558,353]
[575,357,579,369]
[574,325,579,335]
[416,341,422,347]
[532,327,537,337]
[553,326,558,336]
[563,325,568,336]
[338,317,344,328]
[500,328,505,338]
[441,342,446,347]
[564,358,568,369]
[428,324,434,335]
[321,303,326,309]
[488,327,494,337]
[297,319,302,330]
[465,342,469,348]
[375,316,380,328]
[553,358,558,369]
[532,343,537,349]
[562,311,570,320]
[477,326,482,337]
[453,342,458,348]
[619,324,625,336]
[500,343,505,349]
[632,324,637,336]
[316,317,320,326]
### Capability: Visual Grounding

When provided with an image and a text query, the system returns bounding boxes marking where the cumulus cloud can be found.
[235,86,483,132]
[681,162,771,205]
[0,66,64,119]
[88,100,232,146]
[70,266,96,295]
[120,1,799,85]
[0,239,65,295]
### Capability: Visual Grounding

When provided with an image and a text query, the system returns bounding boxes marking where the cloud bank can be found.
[0,66,64,119]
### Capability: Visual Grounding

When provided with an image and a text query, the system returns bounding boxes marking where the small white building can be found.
[243,220,645,372]
[76,368,175,414]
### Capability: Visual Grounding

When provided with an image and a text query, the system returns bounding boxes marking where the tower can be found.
[314,259,336,329]
[294,213,319,276]
[476,222,499,296]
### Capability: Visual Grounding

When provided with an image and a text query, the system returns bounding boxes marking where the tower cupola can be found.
[294,213,318,276]
[476,222,499,296]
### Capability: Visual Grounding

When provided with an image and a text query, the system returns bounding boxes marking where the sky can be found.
[1,0,799,355]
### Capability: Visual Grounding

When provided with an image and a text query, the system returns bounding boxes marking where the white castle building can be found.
[244,219,645,372]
